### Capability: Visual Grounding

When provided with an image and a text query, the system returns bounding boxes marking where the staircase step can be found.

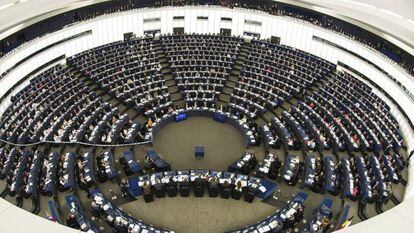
[166,79,177,86]
[83,79,92,85]
[217,100,229,106]
[223,86,234,94]
[153,36,186,113]
[163,74,174,81]
[281,101,293,111]
[256,117,268,126]
[225,81,236,88]
[171,93,183,101]
[233,65,242,70]
[125,109,139,120]
[172,100,185,107]
[168,86,179,93]
[218,94,231,102]
[212,41,252,110]
[102,94,113,102]
[231,71,241,77]
[116,103,128,114]
[88,84,99,91]
[289,98,299,106]
[162,68,171,74]
[229,76,239,82]
[261,111,275,122]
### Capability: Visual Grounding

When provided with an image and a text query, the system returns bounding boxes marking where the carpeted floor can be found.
[111,116,279,233]
[120,196,277,233]
[152,117,248,171]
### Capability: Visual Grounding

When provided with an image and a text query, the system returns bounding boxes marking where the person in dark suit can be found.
[194,177,205,197]
[244,186,256,203]
[208,176,219,197]
[142,182,151,194]
[180,177,190,197]
[232,180,243,200]
[120,179,129,198]
[294,204,305,222]
[66,214,80,229]
[284,214,295,229]
[221,180,231,199]
[142,181,153,202]
[154,178,166,198]
[167,176,177,197]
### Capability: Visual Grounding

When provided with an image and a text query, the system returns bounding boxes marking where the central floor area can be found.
[120,197,277,233]
[152,117,246,171]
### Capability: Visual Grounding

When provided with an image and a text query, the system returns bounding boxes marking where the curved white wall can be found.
[0,198,79,233]
[0,4,413,198]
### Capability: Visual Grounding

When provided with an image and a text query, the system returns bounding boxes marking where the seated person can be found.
[179,177,190,197]
[153,178,166,198]
[231,180,243,200]
[66,214,80,230]
[142,181,153,203]
[193,177,205,197]
[208,177,219,197]
[166,177,177,197]
[120,179,129,198]
[269,158,281,179]
[220,180,231,199]
[244,186,256,203]
[294,203,305,222]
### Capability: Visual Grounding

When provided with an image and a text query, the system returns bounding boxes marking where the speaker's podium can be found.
[195,145,205,159]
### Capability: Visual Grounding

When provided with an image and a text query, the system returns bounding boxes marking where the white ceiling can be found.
[304,0,414,19]
[285,0,414,52]
[0,0,85,30]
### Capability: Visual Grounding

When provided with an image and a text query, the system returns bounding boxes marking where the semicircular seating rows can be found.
[0,33,408,233]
